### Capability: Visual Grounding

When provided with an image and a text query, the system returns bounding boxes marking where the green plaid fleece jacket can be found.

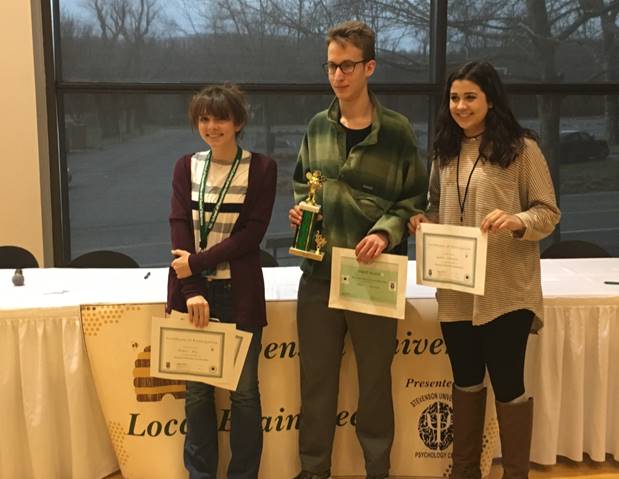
[293,94,428,279]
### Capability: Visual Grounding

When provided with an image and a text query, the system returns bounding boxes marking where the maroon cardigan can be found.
[166,151,277,328]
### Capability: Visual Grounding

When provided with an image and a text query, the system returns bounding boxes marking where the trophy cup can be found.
[289,171,327,261]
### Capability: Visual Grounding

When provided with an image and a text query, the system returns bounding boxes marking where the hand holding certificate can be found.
[329,247,407,319]
[150,312,253,391]
[415,223,488,295]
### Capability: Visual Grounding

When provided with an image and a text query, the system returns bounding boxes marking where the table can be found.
[527,259,619,464]
[1,259,617,478]
[0,268,166,479]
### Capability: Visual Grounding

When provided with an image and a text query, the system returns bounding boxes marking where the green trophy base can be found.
[288,247,325,261]
[290,200,325,262]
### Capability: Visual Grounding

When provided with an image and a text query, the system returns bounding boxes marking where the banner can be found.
[82,299,498,478]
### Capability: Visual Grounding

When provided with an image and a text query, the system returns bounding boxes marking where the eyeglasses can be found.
[322,59,368,75]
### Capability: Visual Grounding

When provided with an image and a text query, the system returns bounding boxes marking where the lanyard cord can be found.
[198,147,243,250]
[456,150,482,223]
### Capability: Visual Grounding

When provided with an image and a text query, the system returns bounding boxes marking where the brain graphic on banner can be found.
[418,400,453,451]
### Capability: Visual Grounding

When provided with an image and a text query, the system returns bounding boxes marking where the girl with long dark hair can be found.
[409,61,560,479]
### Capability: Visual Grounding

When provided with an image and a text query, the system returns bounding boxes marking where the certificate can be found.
[208,329,253,391]
[329,246,407,319]
[150,314,236,385]
[415,223,488,295]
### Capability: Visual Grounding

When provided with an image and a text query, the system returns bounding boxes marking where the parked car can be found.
[559,130,609,163]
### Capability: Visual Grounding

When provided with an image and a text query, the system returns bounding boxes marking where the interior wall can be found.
[0,0,52,266]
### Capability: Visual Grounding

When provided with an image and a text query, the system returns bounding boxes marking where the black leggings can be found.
[440,309,534,403]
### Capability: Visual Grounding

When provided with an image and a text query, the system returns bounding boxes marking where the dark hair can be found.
[326,20,376,61]
[433,61,538,168]
[188,84,248,134]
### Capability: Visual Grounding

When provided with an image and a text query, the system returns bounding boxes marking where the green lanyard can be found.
[198,146,243,251]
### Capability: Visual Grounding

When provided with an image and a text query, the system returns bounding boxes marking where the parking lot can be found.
[67,123,619,266]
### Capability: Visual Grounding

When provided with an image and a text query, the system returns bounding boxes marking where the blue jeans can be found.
[184,279,263,479]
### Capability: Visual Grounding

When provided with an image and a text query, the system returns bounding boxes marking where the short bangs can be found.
[188,85,248,130]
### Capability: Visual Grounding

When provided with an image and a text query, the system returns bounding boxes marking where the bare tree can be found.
[120,0,160,46]
[84,0,128,43]
[81,0,162,136]
[378,1,617,179]
[588,0,619,143]
[516,0,619,208]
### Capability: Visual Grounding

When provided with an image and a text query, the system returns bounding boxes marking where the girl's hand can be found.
[186,295,209,328]
[480,209,525,234]
[171,249,192,279]
[408,213,432,234]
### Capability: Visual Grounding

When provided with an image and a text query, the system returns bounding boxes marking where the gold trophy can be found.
[289,171,327,261]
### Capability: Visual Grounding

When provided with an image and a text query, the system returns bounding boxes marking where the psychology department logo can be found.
[417,400,453,451]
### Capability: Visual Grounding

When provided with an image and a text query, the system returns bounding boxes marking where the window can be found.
[46,0,619,264]
[446,0,619,84]
[59,0,431,83]
[512,94,619,255]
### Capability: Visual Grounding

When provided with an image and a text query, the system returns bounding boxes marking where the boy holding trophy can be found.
[288,20,427,479]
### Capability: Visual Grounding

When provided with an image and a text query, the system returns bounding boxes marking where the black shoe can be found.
[293,471,331,479]
[366,475,388,479]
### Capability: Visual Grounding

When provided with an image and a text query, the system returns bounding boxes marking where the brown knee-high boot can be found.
[450,386,487,479]
[495,398,533,479]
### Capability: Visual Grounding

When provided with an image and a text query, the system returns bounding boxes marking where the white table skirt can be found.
[527,298,619,464]
[0,307,117,479]
[1,259,618,477]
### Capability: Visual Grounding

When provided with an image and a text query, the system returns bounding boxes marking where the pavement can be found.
[67,128,619,266]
